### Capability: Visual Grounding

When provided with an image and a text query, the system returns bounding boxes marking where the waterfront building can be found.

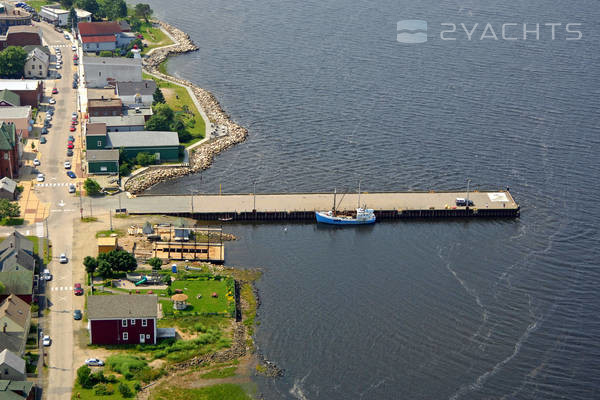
[78,21,134,52]
[116,80,157,106]
[0,25,40,50]
[87,97,123,117]
[39,5,90,27]
[24,47,48,78]
[87,295,158,345]
[89,115,146,132]
[86,149,119,174]
[0,4,31,35]
[82,56,142,88]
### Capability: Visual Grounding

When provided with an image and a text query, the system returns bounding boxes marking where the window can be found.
[39,65,42,70]
[131,319,136,325]
[122,319,127,327]
[146,334,150,339]
[100,166,108,172]
[31,65,35,70]
[122,332,128,340]
[99,71,101,76]
[97,140,102,147]
[141,319,147,327]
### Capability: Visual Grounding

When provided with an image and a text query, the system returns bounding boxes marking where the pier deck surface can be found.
[125,190,518,215]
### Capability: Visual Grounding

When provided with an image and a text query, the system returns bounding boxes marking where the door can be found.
[139,334,145,344]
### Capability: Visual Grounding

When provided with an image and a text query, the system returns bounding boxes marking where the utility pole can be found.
[44,219,49,261]
[253,181,256,212]
[109,209,113,231]
[79,182,83,219]
[466,178,471,210]
[89,198,93,217]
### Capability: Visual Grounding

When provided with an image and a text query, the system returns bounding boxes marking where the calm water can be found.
[139,0,600,398]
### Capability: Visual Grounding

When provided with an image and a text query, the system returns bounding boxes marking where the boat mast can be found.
[333,188,337,215]
[358,179,361,209]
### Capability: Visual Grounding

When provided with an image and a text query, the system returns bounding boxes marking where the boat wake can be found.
[289,371,311,400]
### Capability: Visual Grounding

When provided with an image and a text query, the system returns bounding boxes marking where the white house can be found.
[40,5,91,27]
[0,349,25,380]
[24,47,48,78]
[116,80,156,106]
[82,56,142,88]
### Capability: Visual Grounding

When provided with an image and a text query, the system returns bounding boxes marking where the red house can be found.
[87,295,158,345]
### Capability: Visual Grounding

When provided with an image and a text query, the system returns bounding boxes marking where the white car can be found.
[71,45,77,51]
[68,183,76,193]
[56,64,61,69]
[85,358,105,366]
[49,98,56,104]
[33,158,40,166]
[42,335,51,346]
[59,253,68,264]
[45,114,52,121]
[36,173,45,182]
[64,161,71,169]
[54,46,60,51]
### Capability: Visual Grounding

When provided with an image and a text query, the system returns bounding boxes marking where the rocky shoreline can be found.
[124,21,248,194]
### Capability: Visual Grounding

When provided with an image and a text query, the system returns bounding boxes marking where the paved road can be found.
[34,21,82,400]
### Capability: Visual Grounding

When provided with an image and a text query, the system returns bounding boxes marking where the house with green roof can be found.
[0,122,18,179]
[0,379,34,400]
[0,90,20,107]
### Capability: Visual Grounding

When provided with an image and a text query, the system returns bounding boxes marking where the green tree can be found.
[96,257,113,279]
[101,0,127,20]
[68,7,78,29]
[147,257,162,270]
[118,382,133,398]
[77,365,93,389]
[98,249,137,276]
[83,256,98,278]
[0,281,5,294]
[83,178,101,196]
[152,87,165,105]
[0,46,27,79]
[60,0,74,8]
[0,199,20,220]
[135,152,156,166]
[144,114,170,131]
[134,3,153,22]
[171,118,191,143]
[119,163,131,176]
[77,0,100,16]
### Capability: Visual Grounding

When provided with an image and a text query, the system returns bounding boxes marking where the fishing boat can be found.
[315,183,376,225]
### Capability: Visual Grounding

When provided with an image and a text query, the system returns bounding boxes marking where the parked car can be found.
[73,60,78,66]
[64,33,70,39]
[64,161,71,169]
[59,253,68,263]
[73,309,82,320]
[56,73,62,79]
[455,198,474,207]
[49,98,56,104]
[68,183,76,193]
[68,135,75,142]
[56,64,61,69]
[74,283,83,296]
[42,268,52,281]
[67,171,76,179]
[45,114,52,121]
[73,54,79,60]
[42,335,51,346]
[71,45,77,51]
[40,137,47,144]
[47,108,54,115]
[41,127,48,135]
[67,143,74,149]
[72,81,77,89]
[66,149,73,157]
[33,158,40,166]
[36,173,44,182]
[51,88,58,95]
[85,358,105,367]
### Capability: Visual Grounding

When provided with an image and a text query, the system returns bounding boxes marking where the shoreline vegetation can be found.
[124,21,249,194]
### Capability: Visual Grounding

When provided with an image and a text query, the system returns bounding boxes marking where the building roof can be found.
[0,177,16,194]
[0,231,35,273]
[106,131,180,148]
[82,35,116,44]
[22,45,50,56]
[78,22,122,36]
[97,236,117,246]
[75,8,92,19]
[87,88,116,100]
[118,20,131,32]
[0,90,19,107]
[117,80,156,97]
[88,98,122,109]
[40,4,69,14]
[0,349,25,374]
[0,295,30,330]
[87,149,119,161]
[0,122,16,151]
[0,232,33,257]
[87,294,158,320]
[0,380,34,399]
[124,107,153,117]
[82,56,141,67]
[85,123,107,136]
[90,115,145,127]
[0,271,33,296]
[0,80,40,92]
[27,47,49,64]
[6,25,39,35]
[0,106,30,119]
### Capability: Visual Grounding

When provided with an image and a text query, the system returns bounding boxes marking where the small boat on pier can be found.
[315,184,376,225]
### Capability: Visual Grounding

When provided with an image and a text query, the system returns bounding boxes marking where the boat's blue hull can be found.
[315,212,376,225]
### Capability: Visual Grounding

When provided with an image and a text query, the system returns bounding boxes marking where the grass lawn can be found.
[151,384,253,400]
[27,0,52,12]
[27,236,51,265]
[72,379,138,400]
[143,73,206,145]
[160,278,234,317]
[140,23,174,54]
[200,366,237,379]
[95,229,125,238]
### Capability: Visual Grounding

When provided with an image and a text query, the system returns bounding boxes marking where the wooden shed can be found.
[97,236,118,254]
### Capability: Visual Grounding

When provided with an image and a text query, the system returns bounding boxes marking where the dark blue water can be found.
[139,0,600,398]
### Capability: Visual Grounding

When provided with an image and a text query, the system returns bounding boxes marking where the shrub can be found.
[118,382,133,398]
[106,354,148,377]
[119,163,131,176]
[148,257,162,270]
[93,383,114,395]
[134,382,141,392]
[77,365,93,389]
[99,50,113,57]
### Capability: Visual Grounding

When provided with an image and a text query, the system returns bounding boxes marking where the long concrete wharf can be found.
[124,190,520,221]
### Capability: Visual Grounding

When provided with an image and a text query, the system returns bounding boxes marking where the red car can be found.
[73,54,78,60]
[67,143,74,149]
[52,87,58,94]
[74,283,83,296]
[69,125,76,132]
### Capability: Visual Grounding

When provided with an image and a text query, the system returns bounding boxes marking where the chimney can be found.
[2,322,6,333]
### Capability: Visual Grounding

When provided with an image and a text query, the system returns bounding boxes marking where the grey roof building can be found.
[116,80,156,97]
[86,149,119,162]
[106,131,180,148]
[0,177,16,199]
[0,232,35,273]
[0,349,25,381]
[87,294,158,320]
[0,295,31,355]
[89,115,145,132]
[82,56,142,88]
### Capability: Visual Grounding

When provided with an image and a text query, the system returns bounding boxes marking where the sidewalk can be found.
[18,181,49,224]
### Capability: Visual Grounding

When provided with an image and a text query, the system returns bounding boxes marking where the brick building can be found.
[0,25,41,50]
[0,80,43,108]
[0,4,31,35]
[0,122,19,179]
